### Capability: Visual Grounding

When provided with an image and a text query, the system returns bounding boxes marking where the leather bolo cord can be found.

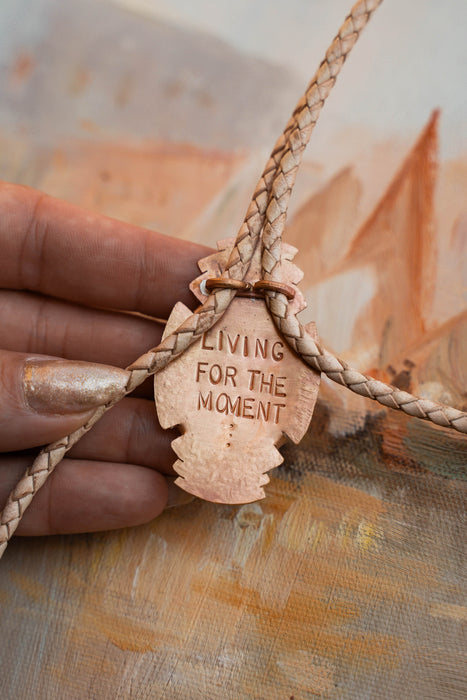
[1,0,465,559]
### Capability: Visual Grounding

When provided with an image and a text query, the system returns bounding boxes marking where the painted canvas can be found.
[0,0,465,697]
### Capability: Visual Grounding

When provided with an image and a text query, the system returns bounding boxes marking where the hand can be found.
[0,182,210,536]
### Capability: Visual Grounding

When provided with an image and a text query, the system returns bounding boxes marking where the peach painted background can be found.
[0,1,466,697]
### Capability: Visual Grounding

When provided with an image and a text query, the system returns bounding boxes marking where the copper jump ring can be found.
[203,277,295,299]
[253,280,295,300]
[204,277,252,292]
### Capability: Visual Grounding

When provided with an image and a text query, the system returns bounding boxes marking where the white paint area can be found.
[305,266,376,354]
[107,0,467,159]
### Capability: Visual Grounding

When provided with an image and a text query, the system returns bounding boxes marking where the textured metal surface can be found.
[154,297,321,503]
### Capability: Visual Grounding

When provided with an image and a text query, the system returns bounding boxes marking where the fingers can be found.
[0,290,164,370]
[68,398,177,474]
[0,182,211,318]
[1,455,168,535]
[0,349,129,451]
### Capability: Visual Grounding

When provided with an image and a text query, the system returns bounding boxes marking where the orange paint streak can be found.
[9,571,48,603]
[10,52,34,85]
[39,139,245,238]
[92,611,159,653]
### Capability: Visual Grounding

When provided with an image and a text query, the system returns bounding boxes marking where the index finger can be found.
[0,182,211,319]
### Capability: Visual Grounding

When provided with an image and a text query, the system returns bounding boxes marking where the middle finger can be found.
[0,290,166,396]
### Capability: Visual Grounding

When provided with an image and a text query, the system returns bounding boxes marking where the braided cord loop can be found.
[264,306,467,434]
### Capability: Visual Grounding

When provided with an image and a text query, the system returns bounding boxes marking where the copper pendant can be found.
[154,240,321,504]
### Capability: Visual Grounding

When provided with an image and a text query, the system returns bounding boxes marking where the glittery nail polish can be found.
[23,359,129,414]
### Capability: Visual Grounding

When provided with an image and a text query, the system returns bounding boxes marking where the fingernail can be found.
[165,478,195,509]
[23,359,129,414]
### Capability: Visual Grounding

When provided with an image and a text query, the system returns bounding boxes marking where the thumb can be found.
[0,349,129,451]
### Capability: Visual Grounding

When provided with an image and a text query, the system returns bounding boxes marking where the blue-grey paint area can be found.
[0,0,301,151]
[1,0,465,159]
[0,0,53,64]
[111,0,467,159]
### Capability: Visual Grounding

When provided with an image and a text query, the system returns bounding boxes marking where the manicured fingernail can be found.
[23,359,129,414]
[165,478,195,509]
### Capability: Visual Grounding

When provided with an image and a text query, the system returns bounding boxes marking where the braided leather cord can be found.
[1,0,465,559]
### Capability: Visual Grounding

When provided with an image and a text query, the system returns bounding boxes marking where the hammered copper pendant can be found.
[154,239,321,504]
